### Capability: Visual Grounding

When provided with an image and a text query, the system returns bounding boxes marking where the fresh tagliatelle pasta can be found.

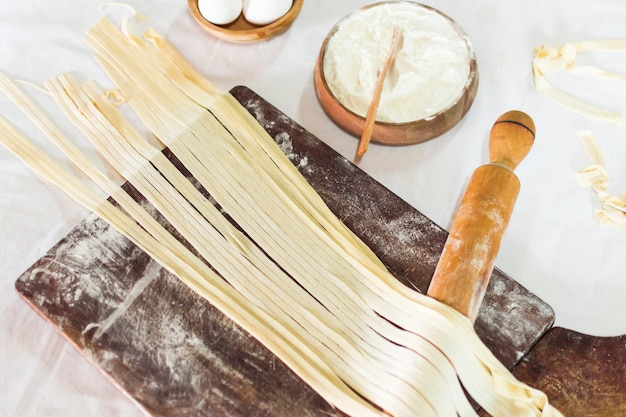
[532,40,626,229]
[0,13,562,417]
[532,39,626,126]
[576,130,626,229]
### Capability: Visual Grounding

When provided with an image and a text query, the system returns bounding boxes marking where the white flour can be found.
[323,3,472,123]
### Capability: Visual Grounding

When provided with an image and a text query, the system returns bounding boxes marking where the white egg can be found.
[243,0,293,26]
[197,0,243,26]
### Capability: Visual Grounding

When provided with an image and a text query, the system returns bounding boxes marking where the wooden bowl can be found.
[314,2,478,146]
[188,0,303,43]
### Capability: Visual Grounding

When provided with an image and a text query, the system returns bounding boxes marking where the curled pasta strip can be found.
[576,130,626,229]
[532,40,626,126]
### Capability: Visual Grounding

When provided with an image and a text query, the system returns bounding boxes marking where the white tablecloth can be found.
[1,1,625,416]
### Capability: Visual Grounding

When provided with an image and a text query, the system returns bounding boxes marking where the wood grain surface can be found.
[512,327,626,417]
[15,86,554,416]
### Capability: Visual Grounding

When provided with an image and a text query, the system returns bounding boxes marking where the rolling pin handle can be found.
[489,111,535,171]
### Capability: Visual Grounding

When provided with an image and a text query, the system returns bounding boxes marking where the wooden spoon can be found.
[356,26,401,158]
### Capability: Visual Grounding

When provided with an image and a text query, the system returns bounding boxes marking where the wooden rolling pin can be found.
[427,111,535,323]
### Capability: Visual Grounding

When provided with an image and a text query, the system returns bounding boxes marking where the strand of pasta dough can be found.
[533,41,626,230]
[575,130,626,229]
[532,39,626,126]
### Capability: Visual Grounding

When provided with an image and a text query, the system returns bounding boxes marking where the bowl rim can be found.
[188,0,304,42]
[316,1,478,127]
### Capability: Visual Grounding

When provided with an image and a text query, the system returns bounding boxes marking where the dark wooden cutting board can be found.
[15,86,554,416]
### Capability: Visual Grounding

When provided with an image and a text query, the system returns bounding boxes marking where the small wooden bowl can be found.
[314,2,479,146]
[188,0,303,43]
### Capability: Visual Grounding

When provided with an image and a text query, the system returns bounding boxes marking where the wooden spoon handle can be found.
[357,26,401,157]
[426,111,535,323]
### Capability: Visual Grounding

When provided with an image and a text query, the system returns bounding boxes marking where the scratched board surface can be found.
[15,86,554,416]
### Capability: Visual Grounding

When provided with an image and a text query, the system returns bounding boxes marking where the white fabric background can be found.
[1,1,625,416]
